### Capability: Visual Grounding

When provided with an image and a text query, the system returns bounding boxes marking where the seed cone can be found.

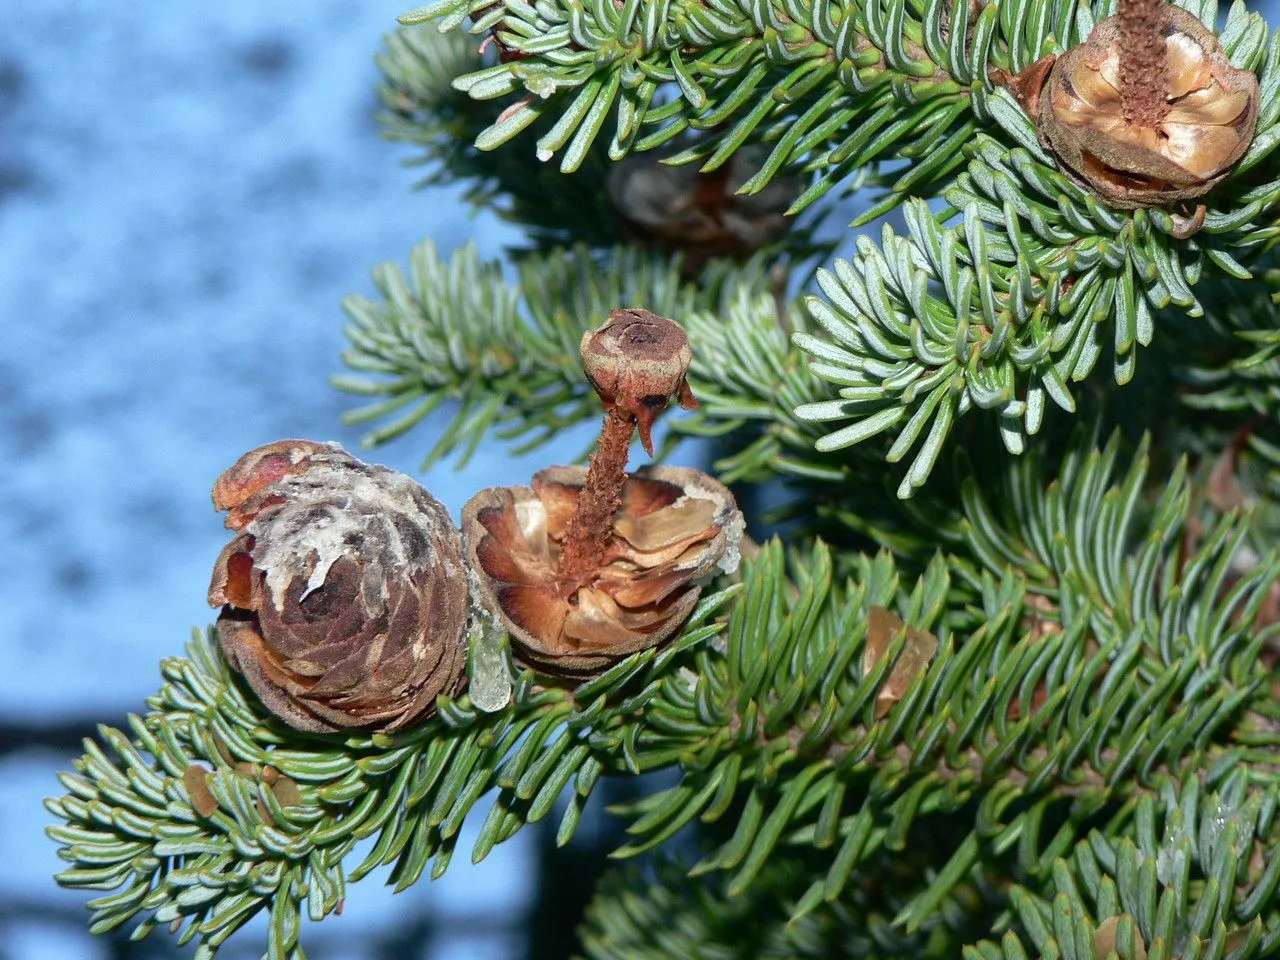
[462,464,743,676]
[208,440,470,733]
[606,146,796,267]
[1038,5,1258,207]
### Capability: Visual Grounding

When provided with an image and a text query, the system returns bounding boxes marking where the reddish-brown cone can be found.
[1036,5,1259,207]
[463,464,743,676]
[208,440,471,733]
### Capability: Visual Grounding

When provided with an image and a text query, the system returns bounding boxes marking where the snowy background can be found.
[0,3,589,957]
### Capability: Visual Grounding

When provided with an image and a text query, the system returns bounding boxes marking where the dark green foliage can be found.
[970,780,1280,960]
[46,427,1280,956]
[579,852,1001,958]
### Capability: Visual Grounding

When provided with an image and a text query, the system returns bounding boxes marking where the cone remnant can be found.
[464,464,742,676]
[1036,5,1258,207]
[463,311,741,677]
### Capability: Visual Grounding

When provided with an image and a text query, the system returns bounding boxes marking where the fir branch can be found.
[376,3,1280,494]
[667,288,842,483]
[405,0,969,182]
[794,34,1280,495]
[967,777,1280,960]
[601,429,1280,931]
[45,431,1280,957]
[395,0,1023,220]
[45,590,737,959]
[45,3,1280,957]
[1176,270,1280,423]
[579,850,1000,959]
[1161,271,1280,563]
[398,0,1280,221]
[378,11,1280,503]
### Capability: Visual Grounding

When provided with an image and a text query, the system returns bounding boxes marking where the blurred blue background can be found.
[0,3,606,957]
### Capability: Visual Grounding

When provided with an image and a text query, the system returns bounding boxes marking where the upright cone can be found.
[208,440,471,733]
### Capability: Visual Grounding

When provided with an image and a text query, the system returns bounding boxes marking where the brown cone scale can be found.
[463,465,742,677]
[1037,5,1259,207]
[208,440,470,733]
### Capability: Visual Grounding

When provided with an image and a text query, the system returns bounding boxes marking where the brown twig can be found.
[1118,0,1171,127]
[556,310,697,585]
[557,410,635,583]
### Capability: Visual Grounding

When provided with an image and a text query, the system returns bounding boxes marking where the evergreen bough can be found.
[46,0,1280,956]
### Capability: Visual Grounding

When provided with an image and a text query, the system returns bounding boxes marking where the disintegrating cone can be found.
[1037,5,1259,207]
[208,440,471,733]
[462,464,744,676]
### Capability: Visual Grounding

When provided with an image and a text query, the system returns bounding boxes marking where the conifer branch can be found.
[1176,269,1280,423]
[579,851,1000,958]
[582,781,1280,960]
[968,777,1280,960]
[397,0,1280,219]
[378,13,1280,503]
[44,591,737,959]
[581,427,1280,930]
[380,2,1280,497]
[402,0,972,197]
[46,431,1280,956]
[795,37,1280,494]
